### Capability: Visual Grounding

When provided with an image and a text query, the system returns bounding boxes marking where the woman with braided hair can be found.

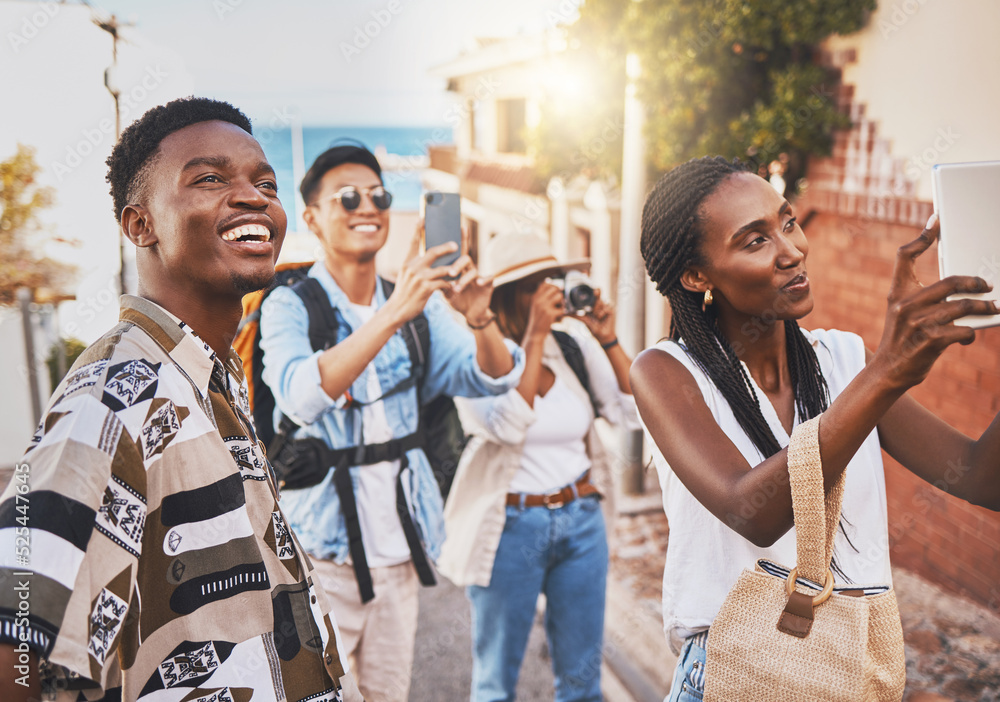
[630,156,1000,700]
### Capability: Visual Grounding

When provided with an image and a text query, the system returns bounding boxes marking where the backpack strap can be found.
[276,275,436,601]
[244,262,315,449]
[265,277,341,467]
[292,277,342,352]
[552,329,600,418]
[380,277,432,389]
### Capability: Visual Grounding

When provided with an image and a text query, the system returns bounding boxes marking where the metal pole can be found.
[98,13,129,296]
[115,94,126,296]
[18,289,42,427]
[546,177,570,259]
[617,53,648,495]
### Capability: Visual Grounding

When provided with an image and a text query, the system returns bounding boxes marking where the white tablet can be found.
[931,160,1000,329]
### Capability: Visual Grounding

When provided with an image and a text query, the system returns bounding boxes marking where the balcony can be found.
[428,144,459,175]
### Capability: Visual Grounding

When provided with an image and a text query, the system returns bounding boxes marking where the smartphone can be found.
[931,161,1000,329]
[423,191,462,269]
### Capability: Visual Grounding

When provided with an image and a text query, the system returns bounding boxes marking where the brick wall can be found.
[796,78,1000,610]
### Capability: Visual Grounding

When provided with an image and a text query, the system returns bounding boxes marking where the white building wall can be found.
[0,1,193,344]
[824,0,1000,200]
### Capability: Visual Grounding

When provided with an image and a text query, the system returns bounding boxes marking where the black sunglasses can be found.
[312,185,393,211]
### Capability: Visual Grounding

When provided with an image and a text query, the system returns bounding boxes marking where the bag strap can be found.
[293,277,342,352]
[551,329,600,417]
[395,453,437,588]
[332,452,375,602]
[787,415,845,584]
[261,277,343,455]
[381,277,431,384]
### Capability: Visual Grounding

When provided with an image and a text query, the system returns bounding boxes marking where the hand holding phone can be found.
[932,161,1000,329]
[423,191,462,270]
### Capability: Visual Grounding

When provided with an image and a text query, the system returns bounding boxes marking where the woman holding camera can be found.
[437,233,639,702]
[631,156,1000,700]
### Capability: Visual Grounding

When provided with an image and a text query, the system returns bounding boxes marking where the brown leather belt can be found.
[506,472,600,509]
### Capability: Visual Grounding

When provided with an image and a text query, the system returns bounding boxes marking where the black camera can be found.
[561,270,597,315]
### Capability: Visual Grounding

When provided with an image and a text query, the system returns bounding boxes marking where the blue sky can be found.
[88,0,578,127]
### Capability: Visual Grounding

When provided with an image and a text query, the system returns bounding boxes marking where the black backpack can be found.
[239,267,466,497]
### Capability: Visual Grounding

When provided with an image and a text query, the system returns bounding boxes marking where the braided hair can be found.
[640,156,830,460]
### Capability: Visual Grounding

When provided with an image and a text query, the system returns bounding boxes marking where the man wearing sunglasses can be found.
[257,144,524,701]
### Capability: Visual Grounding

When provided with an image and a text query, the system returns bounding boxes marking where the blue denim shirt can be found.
[258,262,524,563]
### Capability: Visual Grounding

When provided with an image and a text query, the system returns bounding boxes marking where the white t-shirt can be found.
[507,375,593,494]
[643,328,892,654]
[349,302,411,568]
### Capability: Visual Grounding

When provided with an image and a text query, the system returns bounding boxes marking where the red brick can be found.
[975,369,1000,398]
[961,342,1000,374]
[877,236,903,261]
[884,199,900,223]
[888,534,925,571]
[938,377,983,407]
[812,189,834,211]
[949,505,984,533]
[979,516,1000,551]
[859,255,894,281]
[976,325,1000,344]
[922,544,966,588]
[939,358,981,386]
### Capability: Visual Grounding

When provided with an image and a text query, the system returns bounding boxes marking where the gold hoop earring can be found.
[703,289,714,306]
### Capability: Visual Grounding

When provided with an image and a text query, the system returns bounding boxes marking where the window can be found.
[496,98,526,154]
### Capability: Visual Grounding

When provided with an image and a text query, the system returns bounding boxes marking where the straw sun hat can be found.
[481,233,590,289]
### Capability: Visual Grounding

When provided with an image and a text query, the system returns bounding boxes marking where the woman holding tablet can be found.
[630,156,1000,700]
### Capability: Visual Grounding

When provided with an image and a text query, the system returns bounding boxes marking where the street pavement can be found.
[409,576,555,701]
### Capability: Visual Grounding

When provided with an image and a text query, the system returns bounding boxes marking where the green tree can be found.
[527,8,629,183]
[0,144,74,305]
[532,0,874,191]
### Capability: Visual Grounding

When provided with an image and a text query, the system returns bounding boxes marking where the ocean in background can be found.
[259,125,453,222]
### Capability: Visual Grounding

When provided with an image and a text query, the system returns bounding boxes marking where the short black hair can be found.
[300,143,383,206]
[105,97,253,221]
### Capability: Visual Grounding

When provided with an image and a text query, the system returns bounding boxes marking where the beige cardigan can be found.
[437,325,633,587]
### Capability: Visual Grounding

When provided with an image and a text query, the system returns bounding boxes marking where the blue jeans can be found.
[667,631,708,702]
[467,495,608,702]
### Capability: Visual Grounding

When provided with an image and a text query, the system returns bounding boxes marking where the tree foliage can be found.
[526,7,628,183]
[531,0,874,190]
[0,145,73,305]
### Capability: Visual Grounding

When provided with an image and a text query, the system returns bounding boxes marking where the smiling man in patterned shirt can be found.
[0,97,360,701]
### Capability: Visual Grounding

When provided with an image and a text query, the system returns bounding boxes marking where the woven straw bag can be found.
[703,416,905,701]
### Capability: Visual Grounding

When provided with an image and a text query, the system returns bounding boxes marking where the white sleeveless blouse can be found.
[644,328,892,654]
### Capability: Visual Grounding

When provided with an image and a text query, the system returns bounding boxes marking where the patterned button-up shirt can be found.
[0,295,347,701]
